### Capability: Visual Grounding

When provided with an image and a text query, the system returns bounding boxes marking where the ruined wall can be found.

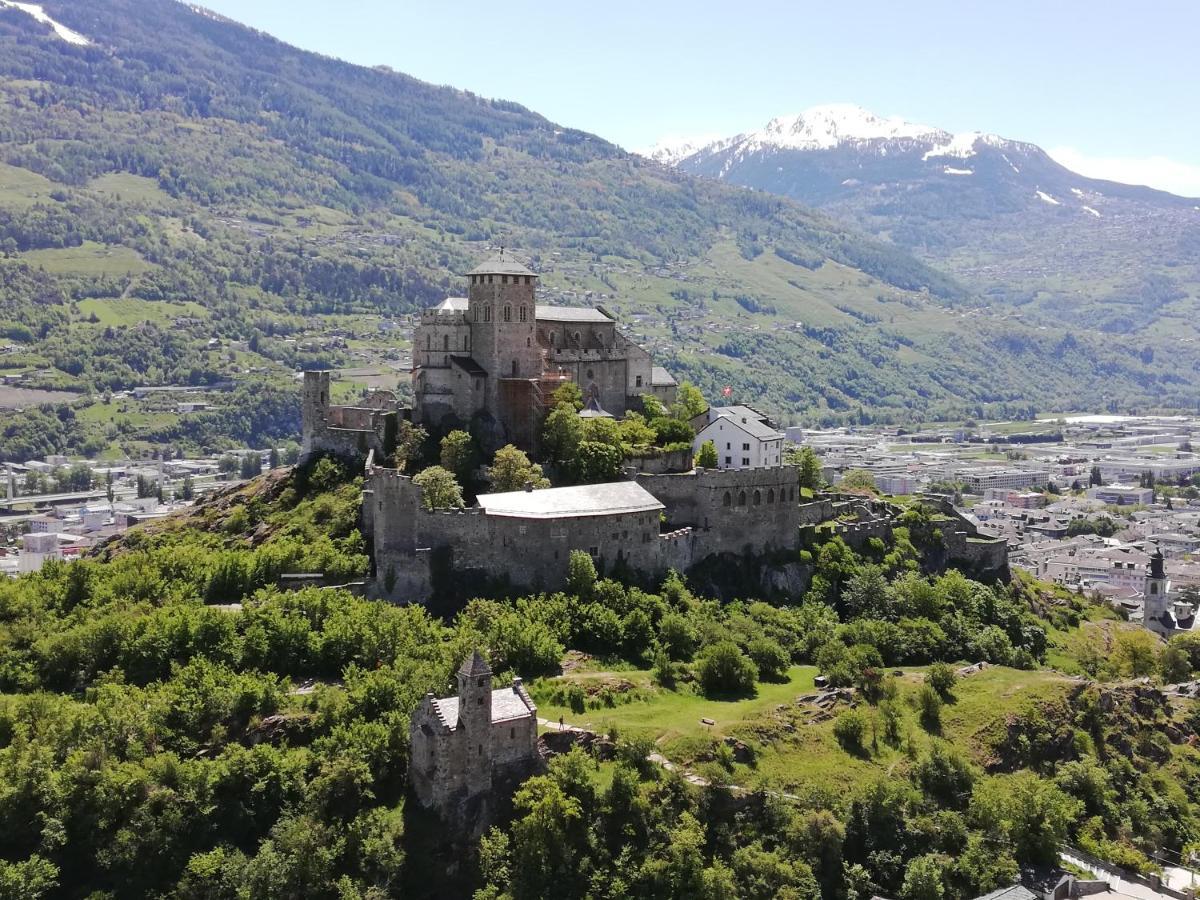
[301,371,396,464]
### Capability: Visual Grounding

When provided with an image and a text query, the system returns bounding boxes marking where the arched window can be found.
[549,332,556,347]
[443,334,449,351]
[519,306,527,322]
[737,491,747,506]
[573,331,581,345]
[753,490,761,505]
[768,489,775,503]
[723,491,732,507]
[484,305,492,322]
[511,359,519,376]
[790,487,796,501]
[425,335,431,350]
[503,305,512,322]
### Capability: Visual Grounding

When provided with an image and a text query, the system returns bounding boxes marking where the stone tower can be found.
[456,649,495,797]
[300,370,332,460]
[467,252,541,413]
[1144,547,1170,633]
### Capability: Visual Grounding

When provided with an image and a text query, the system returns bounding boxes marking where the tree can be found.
[650,417,694,447]
[239,453,262,479]
[439,429,475,483]
[838,469,877,494]
[1161,644,1191,683]
[573,441,623,483]
[1107,628,1160,678]
[618,412,656,449]
[550,381,583,411]
[180,475,195,501]
[567,549,597,599]
[392,420,428,472]
[695,440,718,469]
[268,446,281,469]
[488,444,549,492]
[671,382,707,421]
[833,709,868,754]
[901,854,946,900]
[790,446,824,491]
[695,640,757,696]
[412,465,464,510]
[1089,464,1103,487]
[916,684,943,731]
[542,403,584,466]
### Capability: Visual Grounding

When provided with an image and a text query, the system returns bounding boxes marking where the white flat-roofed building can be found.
[1087,484,1154,506]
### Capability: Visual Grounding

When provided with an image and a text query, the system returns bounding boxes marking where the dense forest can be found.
[1,458,1198,898]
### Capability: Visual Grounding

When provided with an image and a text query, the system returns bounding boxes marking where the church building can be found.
[412,251,676,449]
[408,650,540,828]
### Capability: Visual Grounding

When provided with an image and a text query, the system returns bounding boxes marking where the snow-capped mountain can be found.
[647,105,1200,331]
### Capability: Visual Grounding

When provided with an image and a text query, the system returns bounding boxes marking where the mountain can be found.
[0,6,1195,456]
[657,104,1200,344]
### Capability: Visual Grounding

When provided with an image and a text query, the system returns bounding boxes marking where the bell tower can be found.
[456,649,495,796]
[467,252,541,409]
[1144,547,1170,636]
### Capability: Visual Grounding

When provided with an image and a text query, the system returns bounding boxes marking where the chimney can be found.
[524,480,533,492]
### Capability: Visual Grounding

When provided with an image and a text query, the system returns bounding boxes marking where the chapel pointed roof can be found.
[459,649,492,677]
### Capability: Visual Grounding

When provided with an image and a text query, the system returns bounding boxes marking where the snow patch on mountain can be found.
[1036,190,1060,206]
[0,0,90,44]
[746,104,941,151]
[1070,188,1085,198]
[943,167,973,176]
[640,134,723,166]
[1082,206,1101,217]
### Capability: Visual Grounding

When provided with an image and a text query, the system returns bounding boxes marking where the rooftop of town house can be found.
[476,480,664,520]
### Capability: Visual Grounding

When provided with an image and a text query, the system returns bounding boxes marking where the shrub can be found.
[834,709,868,753]
[926,662,957,700]
[746,636,790,682]
[916,684,943,732]
[695,641,758,697]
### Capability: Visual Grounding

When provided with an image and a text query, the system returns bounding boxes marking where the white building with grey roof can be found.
[692,405,785,470]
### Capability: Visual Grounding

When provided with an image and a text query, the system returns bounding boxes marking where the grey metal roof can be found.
[578,396,614,419]
[432,296,468,312]
[467,252,536,277]
[535,305,613,324]
[477,481,663,519]
[651,366,677,386]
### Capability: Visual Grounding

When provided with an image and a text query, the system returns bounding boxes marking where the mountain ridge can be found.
[0,3,1195,450]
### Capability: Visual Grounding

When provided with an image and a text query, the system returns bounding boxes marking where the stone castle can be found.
[409,650,540,830]
[300,250,1008,603]
[301,250,675,459]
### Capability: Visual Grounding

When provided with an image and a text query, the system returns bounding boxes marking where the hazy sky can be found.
[198,0,1200,196]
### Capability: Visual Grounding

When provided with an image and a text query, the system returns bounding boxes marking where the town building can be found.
[955,468,1050,492]
[692,406,785,470]
[1087,484,1154,506]
[408,650,540,829]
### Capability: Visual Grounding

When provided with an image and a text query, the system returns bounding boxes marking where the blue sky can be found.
[199,0,1200,195]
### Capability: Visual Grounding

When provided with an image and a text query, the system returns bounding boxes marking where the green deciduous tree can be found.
[412,465,464,510]
[695,440,718,469]
[488,444,550,492]
[695,640,757,697]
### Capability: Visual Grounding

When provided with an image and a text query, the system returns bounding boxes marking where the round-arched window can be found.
[723,491,732,507]
[737,491,747,506]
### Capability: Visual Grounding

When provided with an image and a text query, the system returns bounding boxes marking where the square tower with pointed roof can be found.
[408,649,540,828]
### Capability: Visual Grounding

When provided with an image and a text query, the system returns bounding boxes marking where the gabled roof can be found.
[651,366,677,387]
[477,481,663,520]
[972,887,1037,900]
[535,305,613,324]
[578,396,614,419]
[700,413,784,442]
[431,296,468,312]
[468,252,536,278]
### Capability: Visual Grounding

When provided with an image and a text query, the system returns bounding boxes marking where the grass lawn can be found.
[88,172,173,204]
[24,241,154,276]
[75,297,208,326]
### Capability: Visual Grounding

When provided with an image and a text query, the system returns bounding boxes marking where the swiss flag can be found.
[721,386,732,398]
